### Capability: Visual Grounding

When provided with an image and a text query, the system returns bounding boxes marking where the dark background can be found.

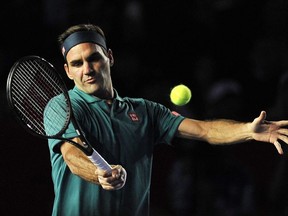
[1,0,288,215]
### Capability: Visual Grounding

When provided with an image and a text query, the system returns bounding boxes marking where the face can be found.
[64,43,114,98]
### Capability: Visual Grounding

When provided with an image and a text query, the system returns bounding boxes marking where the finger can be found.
[120,171,126,181]
[102,165,121,178]
[98,175,114,184]
[274,140,283,155]
[277,128,288,136]
[278,134,288,144]
[111,171,120,179]
[275,120,288,127]
[98,177,120,188]
[120,168,127,182]
[110,178,125,187]
[101,183,124,191]
[98,168,126,190]
[110,176,126,190]
[107,170,126,186]
[99,173,122,184]
[100,178,125,190]
[101,184,116,191]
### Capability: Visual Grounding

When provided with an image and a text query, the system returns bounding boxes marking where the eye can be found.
[89,53,104,63]
[70,60,83,67]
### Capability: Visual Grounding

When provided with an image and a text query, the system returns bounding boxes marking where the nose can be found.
[83,62,94,75]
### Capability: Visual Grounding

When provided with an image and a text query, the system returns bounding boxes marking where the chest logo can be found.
[129,112,139,122]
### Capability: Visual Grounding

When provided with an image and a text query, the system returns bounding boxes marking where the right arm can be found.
[60,137,127,190]
[60,139,100,184]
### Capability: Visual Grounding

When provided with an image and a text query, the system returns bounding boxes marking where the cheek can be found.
[67,74,74,80]
[101,60,111,73]
[68,69,82,80]
[73,74,83,83]
[66,67,75,80]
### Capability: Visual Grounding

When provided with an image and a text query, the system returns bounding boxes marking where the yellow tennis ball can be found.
[170,84,192,106]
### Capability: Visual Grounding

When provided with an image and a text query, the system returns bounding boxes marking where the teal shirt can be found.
[47,87,185,216]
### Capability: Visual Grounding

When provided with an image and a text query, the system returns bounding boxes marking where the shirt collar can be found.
[72,86,124,103]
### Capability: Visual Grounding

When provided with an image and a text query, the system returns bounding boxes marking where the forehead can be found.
[66,43,104,60]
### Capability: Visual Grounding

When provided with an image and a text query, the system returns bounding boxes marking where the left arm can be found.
[176,111,288,154]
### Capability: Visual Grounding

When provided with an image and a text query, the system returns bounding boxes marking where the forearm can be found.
[60,142,100,184]
[177,118,254,145]
[202,119,253,145]
[60,141,127,190]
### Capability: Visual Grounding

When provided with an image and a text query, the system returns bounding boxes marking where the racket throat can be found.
[75,129,91,151]
[81,141,89,149]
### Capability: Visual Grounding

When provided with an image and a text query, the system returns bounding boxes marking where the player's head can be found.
[58,24,114,98]
[58,24,108,61]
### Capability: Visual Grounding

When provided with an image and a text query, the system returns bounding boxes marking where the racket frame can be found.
[6,55,111,171]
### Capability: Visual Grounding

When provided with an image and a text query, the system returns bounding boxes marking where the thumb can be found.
[256,111,266,123]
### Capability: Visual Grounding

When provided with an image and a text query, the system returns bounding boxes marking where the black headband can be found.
[61,31,107,59]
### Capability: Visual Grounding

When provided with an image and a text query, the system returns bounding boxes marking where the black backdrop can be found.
[1,0,288,215]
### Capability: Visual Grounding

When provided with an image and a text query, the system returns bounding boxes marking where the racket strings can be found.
[10,58,70,137]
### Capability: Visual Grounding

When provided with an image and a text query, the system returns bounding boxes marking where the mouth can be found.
[85,77,96,84]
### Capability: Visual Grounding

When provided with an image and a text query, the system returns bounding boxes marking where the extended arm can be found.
[176,111,288,154]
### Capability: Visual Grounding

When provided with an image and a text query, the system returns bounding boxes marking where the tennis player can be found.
[48,23,288,216]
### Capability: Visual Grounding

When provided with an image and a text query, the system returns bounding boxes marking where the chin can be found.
[87,88,99,95]
[78,84,98,95]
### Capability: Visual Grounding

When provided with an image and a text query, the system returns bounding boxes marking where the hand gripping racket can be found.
[6,55,112,171]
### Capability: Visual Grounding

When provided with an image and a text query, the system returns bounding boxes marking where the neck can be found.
[94,87,114,100]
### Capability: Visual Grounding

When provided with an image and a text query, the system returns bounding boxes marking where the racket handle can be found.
[87,149,112,171]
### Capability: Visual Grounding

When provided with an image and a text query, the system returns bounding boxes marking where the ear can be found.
[64,64,74,80]
[108,49,114,67]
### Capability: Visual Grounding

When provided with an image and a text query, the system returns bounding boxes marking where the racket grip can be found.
[87,149,112,171]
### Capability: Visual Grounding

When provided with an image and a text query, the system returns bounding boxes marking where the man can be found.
[47,23,288,216]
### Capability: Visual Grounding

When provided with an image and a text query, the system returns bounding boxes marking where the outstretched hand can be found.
[251,111,288,154]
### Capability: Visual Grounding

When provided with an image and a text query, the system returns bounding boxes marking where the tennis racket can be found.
[6,55,112,171]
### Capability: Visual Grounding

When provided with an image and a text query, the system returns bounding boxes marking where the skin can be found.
[60,42,288,190]
[62,43,126,190]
